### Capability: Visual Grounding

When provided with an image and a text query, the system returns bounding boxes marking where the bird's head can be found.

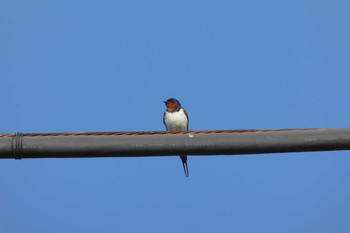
[164,98,181,111]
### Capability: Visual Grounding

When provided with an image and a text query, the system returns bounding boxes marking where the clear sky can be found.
[1,1,350,232]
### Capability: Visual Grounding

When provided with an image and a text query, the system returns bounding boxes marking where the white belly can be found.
[164,109,188,131]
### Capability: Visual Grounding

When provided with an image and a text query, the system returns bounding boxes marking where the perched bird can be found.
[163,98,189,177]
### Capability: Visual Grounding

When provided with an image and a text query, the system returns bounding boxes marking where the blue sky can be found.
[1,1,350,232]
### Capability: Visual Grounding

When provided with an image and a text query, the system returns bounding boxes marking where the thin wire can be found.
[0,128,318,137]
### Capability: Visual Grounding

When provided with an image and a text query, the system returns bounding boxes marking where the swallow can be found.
[163,98,189,177]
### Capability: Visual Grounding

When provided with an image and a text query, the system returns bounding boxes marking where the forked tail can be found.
[180,155,189,177]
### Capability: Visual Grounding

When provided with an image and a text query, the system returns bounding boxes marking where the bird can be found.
[163,98,190,177]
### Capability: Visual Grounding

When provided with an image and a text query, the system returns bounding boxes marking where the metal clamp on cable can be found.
[12,132,23,160]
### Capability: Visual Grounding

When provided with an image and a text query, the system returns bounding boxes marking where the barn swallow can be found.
[163,98,189,177]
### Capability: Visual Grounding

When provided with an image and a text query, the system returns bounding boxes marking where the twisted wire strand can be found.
[0,128,318,137]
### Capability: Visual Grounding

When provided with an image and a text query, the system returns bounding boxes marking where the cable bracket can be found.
[12,132,23,160]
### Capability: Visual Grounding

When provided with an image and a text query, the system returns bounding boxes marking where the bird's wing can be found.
[182,108,189,130]
[163,111,168,130]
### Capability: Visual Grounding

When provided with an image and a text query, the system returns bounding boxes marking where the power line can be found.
[0,128,310,137]
[0,128,349,159]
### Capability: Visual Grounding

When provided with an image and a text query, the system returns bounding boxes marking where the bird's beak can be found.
[163,100,167,103]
